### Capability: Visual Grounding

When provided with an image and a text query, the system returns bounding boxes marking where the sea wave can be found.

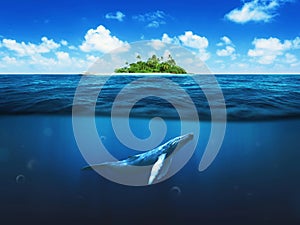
[0,74,299,121]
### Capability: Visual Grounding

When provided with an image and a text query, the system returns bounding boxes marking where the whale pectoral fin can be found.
[157,156,172,181]
[148,153,167,185]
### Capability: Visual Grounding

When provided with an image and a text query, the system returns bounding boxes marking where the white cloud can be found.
[285,53,297,64]
[2,56,17,64]
[2,37,60,56]
[29,54,57,67]
[161,33,180,45]
[221,36,232,45]
[178,31,210,61]
[68,45,77,50]
[0,37,92,73]
[149,40,166,50]
[56,51,71,62]
[217,46,235,57]
[0,52,91,73]
[79,25,128,53]
[248,37,293,64]
[150,32,210,61]
[147,20,165,28]
[0,25,131,73]
[216,36,236,59]
[105,11,125,22]
[110,43,131,53]
[217,36,232,47]
[179,31,208,49]
[133,11,168,28]
[162,33,173,44]
[293,37,300,49]
[60,40,68,46]
[225,0,293,24]
[86,55,100,64]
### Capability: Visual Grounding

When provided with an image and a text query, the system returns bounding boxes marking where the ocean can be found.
[0,74,299,224]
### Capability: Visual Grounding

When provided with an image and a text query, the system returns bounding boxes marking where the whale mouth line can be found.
[179,133,194,142]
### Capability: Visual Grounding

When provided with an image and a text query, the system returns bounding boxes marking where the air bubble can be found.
[16,174,26,184]
[169,186,182,198]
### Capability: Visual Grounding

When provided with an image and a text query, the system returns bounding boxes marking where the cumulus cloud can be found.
[86,55,100,64]
[149,40,166,50]
[133,11,168,28]
[0,25,131,73]
[68,45,77,50]
[60,40,68,46]
[217,46,236,57]
[2,37,60,56]
[217,36,232,46]
[178,31,210,61]
[0,51,91,73]
[293,37,300,48]
[225,0,293,24]
[285,53,297,64]
[216,36,236,59]
[79,25,128,53]
[2,56,17,64]
[247,37,300,64]
[56,51,71,62]
[0,37,96,73]
[161,33,173,44]
[105,11,125,22]
[179,31,208,49]
[147,36,174,52]
[150,32,210,61]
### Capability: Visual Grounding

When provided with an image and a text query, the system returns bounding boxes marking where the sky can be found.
[0,0,299,73]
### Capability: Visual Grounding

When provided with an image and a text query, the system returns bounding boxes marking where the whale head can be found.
[161,133,194,156]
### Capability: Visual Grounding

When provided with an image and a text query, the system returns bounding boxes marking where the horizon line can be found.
[1,72,300,75]
[0,72,300,75]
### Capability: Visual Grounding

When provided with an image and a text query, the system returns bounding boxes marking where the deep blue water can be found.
[0,74,300,225]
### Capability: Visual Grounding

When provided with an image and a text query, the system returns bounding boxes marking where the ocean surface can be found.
[0,74,300,225]
[0,74,299,120]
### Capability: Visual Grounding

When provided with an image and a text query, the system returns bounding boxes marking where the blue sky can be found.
[0,0,299,73]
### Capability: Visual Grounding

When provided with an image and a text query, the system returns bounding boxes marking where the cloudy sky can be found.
[0,0,299,73]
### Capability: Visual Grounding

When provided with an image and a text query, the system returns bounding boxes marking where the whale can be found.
[82,133,194,185]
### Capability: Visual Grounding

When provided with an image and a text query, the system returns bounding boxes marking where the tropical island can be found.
[114,54,187,74]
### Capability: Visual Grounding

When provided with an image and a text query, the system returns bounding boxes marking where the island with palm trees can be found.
[114,54,187,74]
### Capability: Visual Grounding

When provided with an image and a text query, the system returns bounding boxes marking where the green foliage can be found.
[114,54,187,74]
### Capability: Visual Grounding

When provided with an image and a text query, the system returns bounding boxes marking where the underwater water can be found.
[0,74,300,224]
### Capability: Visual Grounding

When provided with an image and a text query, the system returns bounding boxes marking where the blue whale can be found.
[82,133,194,184]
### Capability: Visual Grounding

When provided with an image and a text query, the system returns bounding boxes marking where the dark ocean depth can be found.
[0,74,300,225]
